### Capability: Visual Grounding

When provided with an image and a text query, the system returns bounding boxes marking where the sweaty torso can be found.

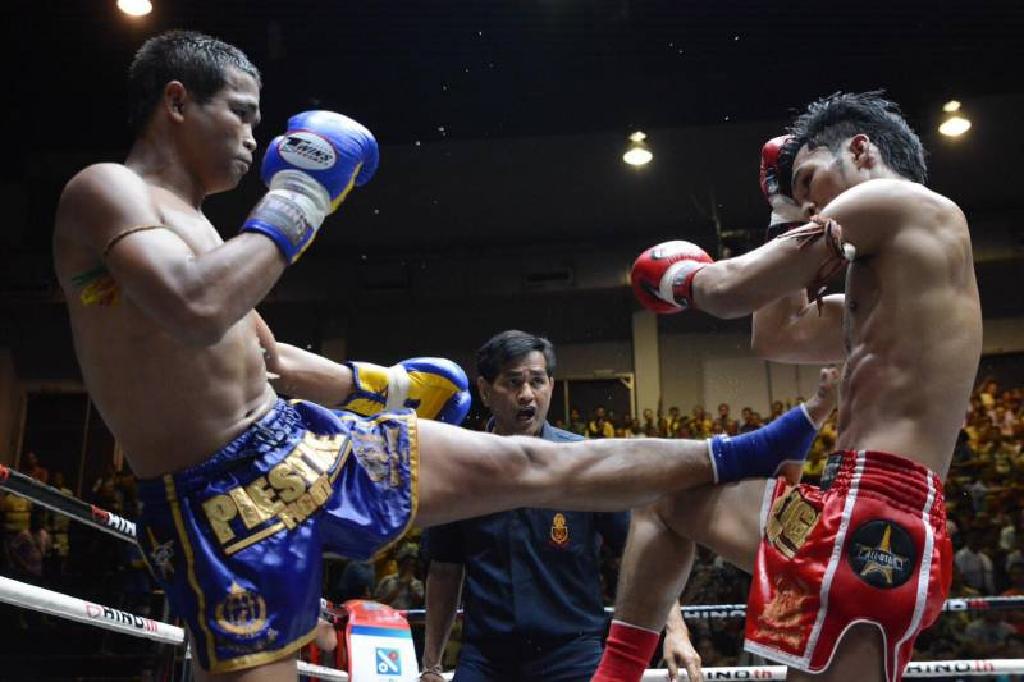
[53,168,275,478]
[836,183,981,478]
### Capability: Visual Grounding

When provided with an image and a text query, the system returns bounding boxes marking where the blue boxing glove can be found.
[339,357,471,425]
[242,110,379,263]
[708,404,819,484]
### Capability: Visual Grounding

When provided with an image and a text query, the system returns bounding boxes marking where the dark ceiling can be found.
[2,1,1024,373]
[3,0,1024,263]
[12,0,1023,144]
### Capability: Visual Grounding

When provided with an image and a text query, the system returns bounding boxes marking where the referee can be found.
[420,330,629,681]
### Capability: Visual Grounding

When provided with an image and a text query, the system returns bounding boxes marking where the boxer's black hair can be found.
[128,30,261,136]
[476,330,556,383]
[778,91,927,197]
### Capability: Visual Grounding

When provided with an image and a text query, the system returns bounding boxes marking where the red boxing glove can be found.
[760,135,806,240]
[759,135,791,200]
[631,241,714,314]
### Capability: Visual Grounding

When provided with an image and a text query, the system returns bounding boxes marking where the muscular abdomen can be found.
[69,300,275,478]
[837,222,981,478]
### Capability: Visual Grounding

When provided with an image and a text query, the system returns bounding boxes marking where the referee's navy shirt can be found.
[422,422,630,645]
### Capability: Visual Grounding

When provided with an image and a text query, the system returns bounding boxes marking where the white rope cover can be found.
[2,576,1021,680]
[317,663,1024,681]
[392,594,1024,623]
[0,575,184,645]
[637,660,1024,680]
[298,661,347,681]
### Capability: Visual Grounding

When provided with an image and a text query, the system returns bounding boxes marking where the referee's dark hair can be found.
[476,330,556,383]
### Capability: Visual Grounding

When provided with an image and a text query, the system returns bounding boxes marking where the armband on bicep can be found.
[775,217,844,257]
[71,224,174,307]
[102,224,172,257]
[774,217,852,314]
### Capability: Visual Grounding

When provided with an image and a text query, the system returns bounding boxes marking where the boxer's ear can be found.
[848,134,875,170]
[163,81,188,122]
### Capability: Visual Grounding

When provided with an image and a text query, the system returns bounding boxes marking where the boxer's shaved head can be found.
[128,30,261,136]
[778,91,927,198]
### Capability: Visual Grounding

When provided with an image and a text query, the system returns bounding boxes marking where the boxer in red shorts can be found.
[746,450,951,681]
[593,91,981,682]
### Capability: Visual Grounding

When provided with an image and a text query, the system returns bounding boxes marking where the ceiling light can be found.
[939,116,971,138]
[623,147,653,166]
[624,131,652,167]
[942,100,961,113]
[118,0,152,17]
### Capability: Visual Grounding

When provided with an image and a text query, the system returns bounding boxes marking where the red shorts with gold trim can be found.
[745,450,951,682]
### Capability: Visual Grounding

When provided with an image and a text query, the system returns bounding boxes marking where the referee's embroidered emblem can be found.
[550,513,569,546]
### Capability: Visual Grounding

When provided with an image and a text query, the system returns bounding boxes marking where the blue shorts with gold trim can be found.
[136,399,418,673]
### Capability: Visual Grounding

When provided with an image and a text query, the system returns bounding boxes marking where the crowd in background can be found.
[552,399,777,441]
[3,379,1024,673]
[0,457,154,661]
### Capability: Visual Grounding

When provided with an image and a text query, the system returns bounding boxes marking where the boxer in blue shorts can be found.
[54,31,836,680]
[136,401,424,671]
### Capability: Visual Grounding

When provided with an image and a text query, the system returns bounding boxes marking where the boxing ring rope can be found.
[0,574,1020,681]
[0,574,1021,681]
[5,467,1024,679]
[0,575,346,680]
[395,594,1024,623]
[0,464,138,542]
[7,463,1024,619]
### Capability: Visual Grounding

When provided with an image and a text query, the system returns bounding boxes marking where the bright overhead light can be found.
[939,116,971,138]
[942,100,961,113]
[623,147,653,166]
[118,0,152,17]
[624,131,652,167]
